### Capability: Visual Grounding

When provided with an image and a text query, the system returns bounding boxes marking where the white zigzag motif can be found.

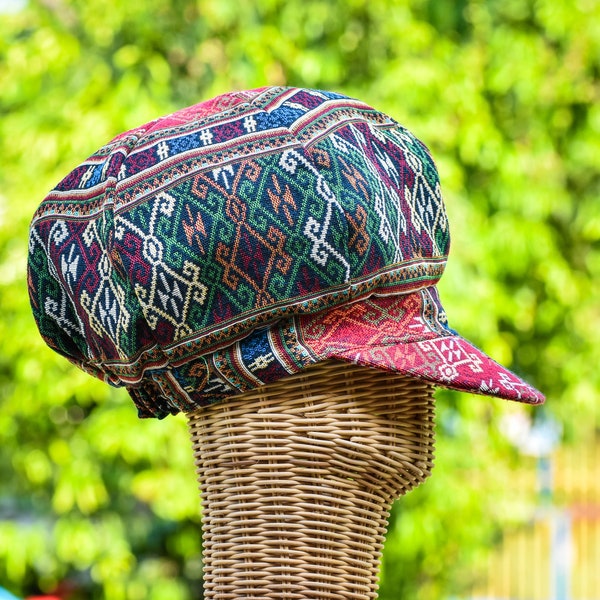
[374,143,401,188]
[405,169,446,256]
[115,191,208,341]
[279,149,351,281]
[330,132,353,154]
[75,220,131,356]
[496,372,531,398]
[384,128,448,256]
[382,128,447,257]
[373,189,405,263]
[349,128,407,261]
[43,294,84,338]
[60,243,81,292]
[36,223,86,339]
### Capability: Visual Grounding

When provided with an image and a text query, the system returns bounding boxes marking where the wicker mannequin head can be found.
[188,361,435,599]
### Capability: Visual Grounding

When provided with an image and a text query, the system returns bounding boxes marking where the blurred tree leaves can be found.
[1,0,598,598]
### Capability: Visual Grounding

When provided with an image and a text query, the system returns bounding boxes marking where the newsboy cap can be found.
[28,87,544,418]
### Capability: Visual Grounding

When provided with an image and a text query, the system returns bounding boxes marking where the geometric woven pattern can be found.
[28,87,544,417]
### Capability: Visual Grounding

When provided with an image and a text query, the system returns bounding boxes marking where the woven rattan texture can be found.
[187,361,436,599]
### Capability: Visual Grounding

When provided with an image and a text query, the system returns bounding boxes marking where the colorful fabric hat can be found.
[28,87,544,418]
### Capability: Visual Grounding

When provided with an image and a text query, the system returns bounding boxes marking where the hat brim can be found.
[127,287,544,418]
[296,288,545,405]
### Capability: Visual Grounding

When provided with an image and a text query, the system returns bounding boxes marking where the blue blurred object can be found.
[0,588,21,600]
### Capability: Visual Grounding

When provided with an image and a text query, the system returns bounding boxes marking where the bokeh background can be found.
[1,0,599,598]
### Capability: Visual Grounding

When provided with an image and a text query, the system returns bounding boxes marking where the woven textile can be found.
[28,87,544,418]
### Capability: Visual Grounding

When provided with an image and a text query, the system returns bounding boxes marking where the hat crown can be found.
[29,87,450,388]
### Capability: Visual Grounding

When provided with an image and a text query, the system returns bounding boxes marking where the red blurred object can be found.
[25,578,78,600]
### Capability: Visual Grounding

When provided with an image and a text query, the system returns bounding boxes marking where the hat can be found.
[28,86,544,418]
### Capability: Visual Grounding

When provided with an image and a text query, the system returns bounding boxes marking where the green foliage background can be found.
[1,0,598,598]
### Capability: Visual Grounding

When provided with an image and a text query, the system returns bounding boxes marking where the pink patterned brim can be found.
[297,289,545,404]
